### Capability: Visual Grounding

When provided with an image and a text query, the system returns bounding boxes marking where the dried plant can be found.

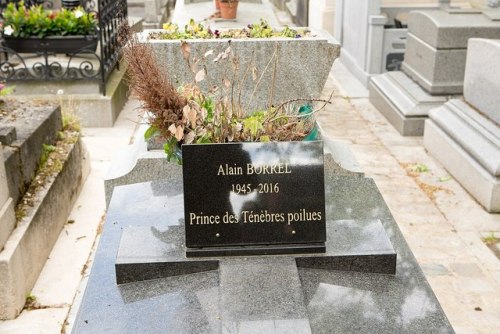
[119,23,331,164]
[119,24,187,140]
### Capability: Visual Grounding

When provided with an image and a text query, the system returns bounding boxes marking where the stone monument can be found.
[424,38,500,212]
[72,146,454,333]
[370,8,500,136]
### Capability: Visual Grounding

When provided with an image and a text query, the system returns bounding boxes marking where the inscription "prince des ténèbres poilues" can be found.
[182,141,326,248]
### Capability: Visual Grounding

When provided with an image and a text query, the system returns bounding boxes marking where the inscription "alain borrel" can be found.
[217,163,292,176]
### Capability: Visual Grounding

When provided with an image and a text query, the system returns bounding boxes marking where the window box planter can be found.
[3,35,98,54]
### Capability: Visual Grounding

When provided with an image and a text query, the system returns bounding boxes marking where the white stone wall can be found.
[308,0,335,35]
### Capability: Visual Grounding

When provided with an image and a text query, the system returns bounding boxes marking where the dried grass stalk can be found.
[119,23,186,139]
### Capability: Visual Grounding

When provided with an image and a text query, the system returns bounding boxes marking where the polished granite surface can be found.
[115,217,396,284]
[72,162,454,333]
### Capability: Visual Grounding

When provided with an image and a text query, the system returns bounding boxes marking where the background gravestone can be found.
[370,8,500,136]
[463,38,500,124]
[424,38,500,212]
[402,9,500,95]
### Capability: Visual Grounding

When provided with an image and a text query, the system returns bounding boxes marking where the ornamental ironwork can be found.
[0,0,127,95]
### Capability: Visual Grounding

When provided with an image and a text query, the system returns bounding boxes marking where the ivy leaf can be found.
[259,135,270,142]
[143,126,159,140]
[243,116,264,137]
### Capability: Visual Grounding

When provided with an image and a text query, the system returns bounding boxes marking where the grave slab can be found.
[369,71,449,136]
[0,139,89,319]
[402,33,466,95]
[1,104,62,205]
[402,10,500,95]
[72,160,454,333]
[424,99,500,212]
[115,219,396,284]
[407,10,500,49]
[464,38,500,125]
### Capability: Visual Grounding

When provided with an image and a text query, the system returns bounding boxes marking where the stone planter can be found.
[140,30,340,112]
[3,35,98,54]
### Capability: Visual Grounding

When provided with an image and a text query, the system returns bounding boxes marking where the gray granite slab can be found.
[428,99,500,176]
[402,33,466,95]
[424,99,500,212]
[408,10,500,49]
[115,218,396,284]
[483,9,500,21]
[72,162,454,333]
[464,38,500,125]
[369,71,449,136]
[219,257,311,332]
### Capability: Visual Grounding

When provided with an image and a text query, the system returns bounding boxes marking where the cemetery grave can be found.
[0,99,89,319]
[370,7,500,136]
[71,5,455,332]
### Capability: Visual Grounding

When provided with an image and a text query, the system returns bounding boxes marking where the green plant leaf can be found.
[144,126,159,140]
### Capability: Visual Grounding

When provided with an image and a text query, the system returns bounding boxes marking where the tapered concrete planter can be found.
[140,30,340,111]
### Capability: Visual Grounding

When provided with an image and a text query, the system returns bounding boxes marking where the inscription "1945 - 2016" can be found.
[217,163,292,176]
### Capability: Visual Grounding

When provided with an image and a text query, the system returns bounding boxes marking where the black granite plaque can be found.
[182,141,326,255]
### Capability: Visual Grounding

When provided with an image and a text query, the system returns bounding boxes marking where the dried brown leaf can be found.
[182,105,191,120]
[252,67,257,81]
[188,108,197,126]
[200,108,208,121]
[168,123,177,135]
[222,46,231,59]
[204,50,214,57]
[195,69,206,82]
[184,131,195,144]
[175,125,184,141]
[181,41,191,61]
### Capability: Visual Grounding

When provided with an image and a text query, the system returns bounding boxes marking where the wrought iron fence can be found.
[0,0,127,95]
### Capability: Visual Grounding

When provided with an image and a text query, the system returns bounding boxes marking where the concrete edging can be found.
[0,138,90,319]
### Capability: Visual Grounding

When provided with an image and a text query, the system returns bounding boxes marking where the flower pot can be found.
[215,0,221,10]
[61,0,82,9]
[3,35,98,54]
[219,1,239,19]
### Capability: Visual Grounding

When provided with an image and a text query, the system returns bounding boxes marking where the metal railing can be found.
[0,0,127,95]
